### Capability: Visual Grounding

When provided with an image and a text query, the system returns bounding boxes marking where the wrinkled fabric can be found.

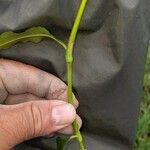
[0,0,149,150]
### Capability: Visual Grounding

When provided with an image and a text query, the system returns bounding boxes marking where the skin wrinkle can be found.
[36,71,53,98]
[0,60,27,95]
[0,59,81,138]
[33,73,43,97]
[29,102,48,138]
[44,75,68,100]
[38,72,49,97]
[0,80,8,103]
[9,107,23,143]
[46,76,69,101]
[0,107,22,148]
[27,68,51,98]
[0,63,9,103]
[26,68,45,98]
[27,67,49,98]
[19,110,28,141]
[21,104,35,141]
[0,111,11,136]
[37,104,44,136]
[31,102,43,137]
[16,110,27,142]
[7,104,38,145]
[28,68,63,100]
[51,88,67,100]
[30,102,37,137]
[0,59,70,102]
[26,66,31,94]
[44,79,52,99]
[26,67,36,96]
[5,93,44,105]
[0,124,13,149]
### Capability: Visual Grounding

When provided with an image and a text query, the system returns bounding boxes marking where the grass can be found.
[135,47,150,150]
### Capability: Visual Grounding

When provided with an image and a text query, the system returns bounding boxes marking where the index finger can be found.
[0,59,78,106]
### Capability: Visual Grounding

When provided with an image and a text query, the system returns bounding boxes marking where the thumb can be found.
[0,100,76,150]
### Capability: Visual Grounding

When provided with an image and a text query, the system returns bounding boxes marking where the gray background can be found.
[0,0,150,149]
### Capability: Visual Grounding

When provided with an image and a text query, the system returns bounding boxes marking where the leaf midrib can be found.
[0,33,67,49]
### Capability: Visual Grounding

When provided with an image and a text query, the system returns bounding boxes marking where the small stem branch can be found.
[66,0,87,150]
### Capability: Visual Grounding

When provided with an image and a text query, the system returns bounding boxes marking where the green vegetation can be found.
[135,47,150,150]
[0,1,88,149]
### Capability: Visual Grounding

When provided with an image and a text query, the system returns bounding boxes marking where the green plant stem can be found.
[66,0,87,150]
[67,63,85,150]
[66,0,87,63]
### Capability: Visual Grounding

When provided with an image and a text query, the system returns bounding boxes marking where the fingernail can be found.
[52,104,76,126]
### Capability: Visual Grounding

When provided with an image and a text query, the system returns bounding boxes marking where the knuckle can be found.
[29,102,44,137]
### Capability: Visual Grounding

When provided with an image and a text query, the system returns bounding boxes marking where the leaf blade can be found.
[56,135,78,150]
[56,137,69,150]
[0,27,66,50]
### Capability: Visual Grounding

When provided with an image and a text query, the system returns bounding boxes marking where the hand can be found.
[0,59,81,150]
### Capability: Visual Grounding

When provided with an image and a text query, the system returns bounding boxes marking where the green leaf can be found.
[56,136,77,150]
[0,26,67,50]
[56,137,69,150]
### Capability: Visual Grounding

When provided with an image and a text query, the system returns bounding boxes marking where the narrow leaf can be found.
[56,135,77,150]
[0,26,66,50]
[56,137,69,150]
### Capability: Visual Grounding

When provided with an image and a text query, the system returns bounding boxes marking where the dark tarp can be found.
[0,0,150,150]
